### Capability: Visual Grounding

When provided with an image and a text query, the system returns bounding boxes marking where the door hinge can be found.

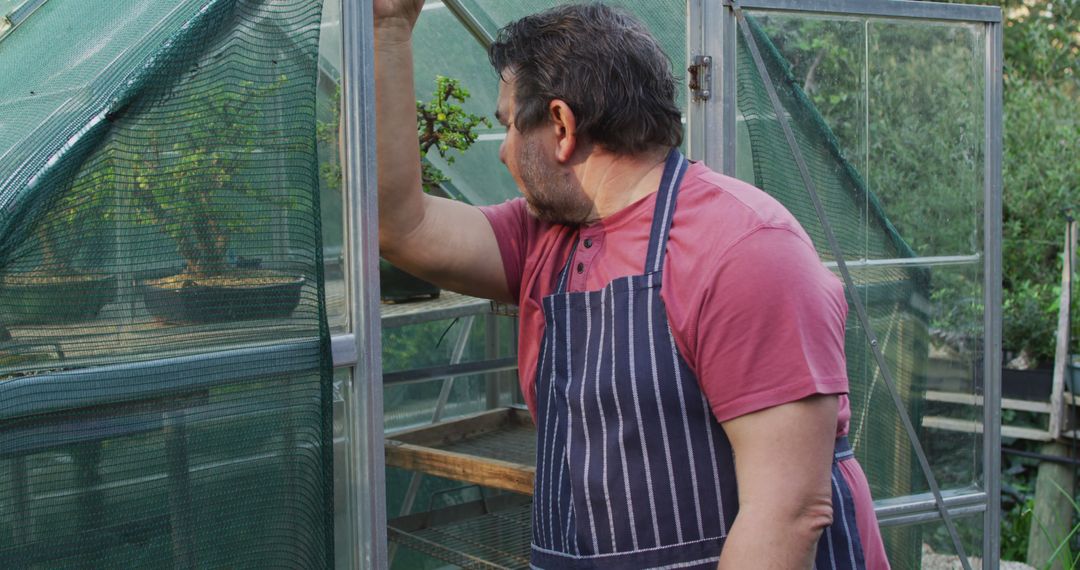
[688,55,713,101]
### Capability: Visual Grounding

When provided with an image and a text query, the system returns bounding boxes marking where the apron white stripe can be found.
[563,292,578,554]
[541,308,556,549]
[579,294,600,554]
[628,282,662,546]
[832,472,858,568]
[825,514,838,570]
[699,391,727,536]
[651,557,722,570]
[666,320,705,537]
[611,285,640,550]
[647,272,684,543]
[535,299,550,545]
[651,160,683,273]
[596,288,618,549]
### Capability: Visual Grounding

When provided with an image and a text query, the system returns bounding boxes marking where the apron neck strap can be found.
[644,149,689,274]
[553,148,689,293]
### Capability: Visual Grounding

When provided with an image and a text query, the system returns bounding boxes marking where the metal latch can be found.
[688,55,713,101]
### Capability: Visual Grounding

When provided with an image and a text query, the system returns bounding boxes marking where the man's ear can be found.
[548,99,577,163]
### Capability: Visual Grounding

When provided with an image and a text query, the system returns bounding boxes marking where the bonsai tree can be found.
[0,156,117,327]
[318,75,489,198]
[318,75,489,302]
[415,75,490,194]
[130,75,299,282]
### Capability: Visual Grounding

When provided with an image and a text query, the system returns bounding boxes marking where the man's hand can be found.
[373,0,424,32]
[718,395,839,569]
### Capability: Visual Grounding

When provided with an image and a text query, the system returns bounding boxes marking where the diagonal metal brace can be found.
[729,3,973,568]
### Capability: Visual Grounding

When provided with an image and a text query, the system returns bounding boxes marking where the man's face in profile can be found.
[495,76,591,226]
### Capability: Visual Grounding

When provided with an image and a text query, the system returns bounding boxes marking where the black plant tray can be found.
[140,274,304,323]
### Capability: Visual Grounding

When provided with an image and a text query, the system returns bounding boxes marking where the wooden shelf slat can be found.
[922,416,1053,441]
[386,407,537,496]
[924,390,1052,413]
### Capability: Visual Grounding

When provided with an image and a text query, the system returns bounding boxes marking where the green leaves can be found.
[416,75,490,193]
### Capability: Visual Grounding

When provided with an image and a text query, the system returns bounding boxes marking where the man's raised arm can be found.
[373,0,511,303]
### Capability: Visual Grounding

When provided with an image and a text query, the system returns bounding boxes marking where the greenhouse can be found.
[0,0,1004,568]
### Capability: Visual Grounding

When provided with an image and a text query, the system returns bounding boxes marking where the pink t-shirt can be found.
[481,161,852,432]
[480,161,889,568]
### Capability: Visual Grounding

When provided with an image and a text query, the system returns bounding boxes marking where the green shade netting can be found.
[0,0,333,567]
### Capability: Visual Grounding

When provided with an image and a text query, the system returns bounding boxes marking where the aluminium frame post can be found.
[718,0,738,175]
[983,17,1003,570]
[341,0,388,567]
[442,0,495,48]
[686,0,736,173]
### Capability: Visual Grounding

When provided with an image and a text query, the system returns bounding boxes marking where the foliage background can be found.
[947,0,1079,364]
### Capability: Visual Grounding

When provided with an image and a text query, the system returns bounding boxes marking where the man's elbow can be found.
[793,495,834,544]
[377,193,427,259]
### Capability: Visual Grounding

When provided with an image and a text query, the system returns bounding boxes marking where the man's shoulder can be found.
[676,162,813,253]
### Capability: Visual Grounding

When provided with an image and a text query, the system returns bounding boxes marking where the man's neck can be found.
[574,147,672,223]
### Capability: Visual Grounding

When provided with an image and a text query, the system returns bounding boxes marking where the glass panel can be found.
[318,0,347,333]
[383,315,518,432]
[411,0,688,206]
[332,367,354,570]
[735,14,871,264]
[881,513,984,568]
[867,21,985,258]
[466,0,687,106]
[845,260,984,500]
[413,3,512,206]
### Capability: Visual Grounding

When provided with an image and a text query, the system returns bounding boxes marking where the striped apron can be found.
[530,150,866,569]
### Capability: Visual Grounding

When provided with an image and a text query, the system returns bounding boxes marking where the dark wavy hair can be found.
[488,3,683,155]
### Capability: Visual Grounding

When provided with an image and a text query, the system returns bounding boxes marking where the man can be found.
[374,1,888,568]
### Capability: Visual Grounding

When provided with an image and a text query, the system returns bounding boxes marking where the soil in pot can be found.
[140,270,305,323]
[0,273,116,325]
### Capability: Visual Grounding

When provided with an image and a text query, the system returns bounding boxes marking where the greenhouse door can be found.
[1,0,373,568]
[687,1,1003,567]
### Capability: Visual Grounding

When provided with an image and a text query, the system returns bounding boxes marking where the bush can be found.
[1002,78,1079,364]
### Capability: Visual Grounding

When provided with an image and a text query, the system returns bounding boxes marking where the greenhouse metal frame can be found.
[0,0,1002,567]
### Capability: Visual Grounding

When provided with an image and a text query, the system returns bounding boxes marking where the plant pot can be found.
[140,271,305,323]
[0,273,116,325]
[380,259,439,303]
[1001,367,1053,401]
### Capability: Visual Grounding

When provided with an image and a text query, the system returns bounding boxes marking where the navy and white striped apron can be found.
[530,149,866,569]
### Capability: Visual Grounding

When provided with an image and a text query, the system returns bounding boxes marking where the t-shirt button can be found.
[583,238,593,249]
[576,262,585,274]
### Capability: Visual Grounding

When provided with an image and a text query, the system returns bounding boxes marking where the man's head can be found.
[488,3,683,156]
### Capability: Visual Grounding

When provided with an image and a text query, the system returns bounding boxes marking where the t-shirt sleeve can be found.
[692,227,850,423]
[478,198,530,303]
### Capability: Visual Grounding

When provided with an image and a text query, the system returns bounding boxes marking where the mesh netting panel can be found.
[736,18,930,506]
[0,0,333,567]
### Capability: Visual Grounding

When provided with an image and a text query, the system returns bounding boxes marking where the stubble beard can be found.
[518,137,593,226]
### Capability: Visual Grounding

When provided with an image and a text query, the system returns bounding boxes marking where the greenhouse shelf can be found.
[388,492,532,570]
[381,291,516,328]
[385,406,536,495]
